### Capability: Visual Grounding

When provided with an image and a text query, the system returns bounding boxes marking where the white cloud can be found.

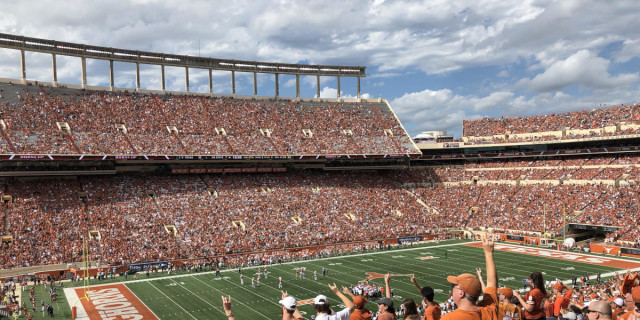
[614,39,640,63]
[318,87,338,99]
[0,0,638,83]
[517,50,638,92]
[316,87,371,99]
[391,83,640,138]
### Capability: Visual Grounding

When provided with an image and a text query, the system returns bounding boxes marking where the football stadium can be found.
[0,32,639,320]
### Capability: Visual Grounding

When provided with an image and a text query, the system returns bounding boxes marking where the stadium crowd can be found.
[0,83,417,156]
[1,151,640,268]
[0,171,435,268]
[463,103,640,143]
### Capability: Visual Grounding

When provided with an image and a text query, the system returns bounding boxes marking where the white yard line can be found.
[191,275,272,319]
[146,281,198,319]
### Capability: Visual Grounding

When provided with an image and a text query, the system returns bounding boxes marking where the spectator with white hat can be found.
[279,291,304,320]
[314,283,354,320]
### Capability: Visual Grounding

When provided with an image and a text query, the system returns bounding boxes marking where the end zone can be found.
[465,242,640,269]
[64,283,158,320]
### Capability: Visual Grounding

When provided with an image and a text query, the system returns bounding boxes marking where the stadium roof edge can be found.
[0,33,366,77]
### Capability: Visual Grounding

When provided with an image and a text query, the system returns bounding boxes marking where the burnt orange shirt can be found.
[351,308,372,320]
[553,291,572,316]
[498,302,521,320]
[617,310,634,320]
[523,288,545,319]
[424,304,442,320]
[441,287,498,320]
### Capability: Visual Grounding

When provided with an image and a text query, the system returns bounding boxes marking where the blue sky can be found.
[1,0,640,138]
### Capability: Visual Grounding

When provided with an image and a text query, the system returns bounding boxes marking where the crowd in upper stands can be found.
[0,83,418,155]
[463,103,640,143]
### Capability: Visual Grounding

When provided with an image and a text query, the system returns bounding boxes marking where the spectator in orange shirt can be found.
[551,282,572,318]
[497,287,521,320]
[514,272,547,320]
[441,235,498,320]
[342,287,372,320]
[409,275,441,320]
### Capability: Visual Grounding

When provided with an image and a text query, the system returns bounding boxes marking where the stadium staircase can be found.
[0,127,17,153]
[2,203,9,235]
[329,103,362,153]
[144,187,189,253]
[402,189,439,214]
[172,133,187,153]
[221,134,236,154]
[288,101,329,153]
[38,86,83,154]
[370,103,403,152]
[119,132,138,154]
[265,135,282,154]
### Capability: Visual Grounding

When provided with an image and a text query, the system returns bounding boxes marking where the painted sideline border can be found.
[465,242,640,269]
[64,283,158,320]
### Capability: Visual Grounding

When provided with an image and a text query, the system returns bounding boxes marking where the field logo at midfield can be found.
[418,256,438,260]
[75,283,157,320]
[465,242,640,269]
[297,298,315,306]
[362,272,413,282]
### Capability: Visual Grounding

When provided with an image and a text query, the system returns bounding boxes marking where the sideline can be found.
[68,241,467,289]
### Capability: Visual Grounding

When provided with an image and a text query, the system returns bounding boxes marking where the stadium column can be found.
[253,72,257,96]
[51,53,57,87]
[317,75,320,98]
[209,69,213,94]
[81,56,87,89]
[20,49,26,84]
[135,62,140,92]
[275,73,279,97]
[109,60,114,91]
[357,77,360,99]
[232,70,235,95]
[296,74,300,98]
[337,75,341,98]
[161,65,166,93]
[185,67,189,92]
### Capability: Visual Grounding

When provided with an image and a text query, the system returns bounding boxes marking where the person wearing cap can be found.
[342,286,372,320]
[280,291,305,320]
[498,287,521,320]
[611,297,625,320]
[515,272,548,320]
[314,283,354,320]
[562,311,577,320]
[410,274,441,320]
[553,281,573,319]
[376,297,397,320]
[587,301,612,320]
[377,274,397,320]
[441,235,498,320]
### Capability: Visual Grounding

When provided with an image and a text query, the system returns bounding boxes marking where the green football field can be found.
[52,239,639,320]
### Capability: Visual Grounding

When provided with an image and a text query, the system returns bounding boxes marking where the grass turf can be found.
[114,240,621,319]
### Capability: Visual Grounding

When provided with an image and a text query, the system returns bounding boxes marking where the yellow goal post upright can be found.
[72,234,91,311]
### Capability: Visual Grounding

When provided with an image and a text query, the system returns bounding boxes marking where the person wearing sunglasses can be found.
[587,301,612,320]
